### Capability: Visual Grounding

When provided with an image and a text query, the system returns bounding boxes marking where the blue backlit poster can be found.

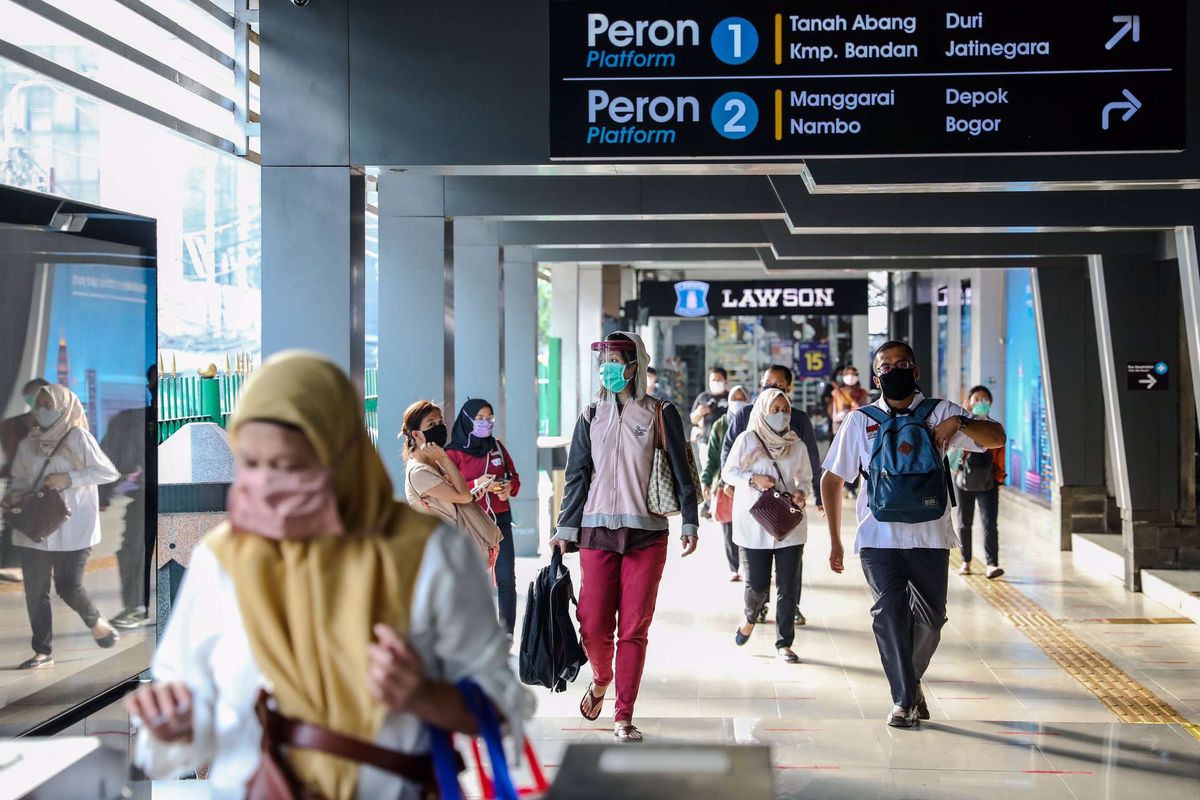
[795,342,831,379]
[41,264,155,441]
[1004,270,1054,502]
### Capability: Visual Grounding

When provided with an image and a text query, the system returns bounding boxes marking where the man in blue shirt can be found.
[721,364,822,625]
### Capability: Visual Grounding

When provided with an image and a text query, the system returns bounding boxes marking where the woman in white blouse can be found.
[722,388,813,664]
[127,353,534,800]
[2,384,120,669]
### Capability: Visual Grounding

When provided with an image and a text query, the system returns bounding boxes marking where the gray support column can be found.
[550,263,580,422]
[1035,263,1106,549]
[378,175,449,484]
[577,266,605,405]
[946,271,963,403]
[453,222,502,410]
[261,168,365,389]
[972,269,1006,418]
[852,314,869,376]
[1089,254,1182,589]
[1177,226,1200,426]
[503,247,539,556]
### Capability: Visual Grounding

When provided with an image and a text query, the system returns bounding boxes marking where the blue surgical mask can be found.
[970,401,991,417]
[600,362,631,394]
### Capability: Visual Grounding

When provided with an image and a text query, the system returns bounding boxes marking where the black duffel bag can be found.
[519,548,585,692]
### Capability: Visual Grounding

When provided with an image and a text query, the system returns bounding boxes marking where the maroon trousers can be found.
[576,537,669,722]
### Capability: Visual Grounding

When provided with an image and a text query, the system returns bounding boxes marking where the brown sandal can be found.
[580,683,605,721]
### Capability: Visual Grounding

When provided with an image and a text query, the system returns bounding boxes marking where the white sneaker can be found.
[986,565,1005,580]
[958,562,972,576]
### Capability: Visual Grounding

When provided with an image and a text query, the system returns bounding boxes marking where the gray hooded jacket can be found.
[555,331,699,542]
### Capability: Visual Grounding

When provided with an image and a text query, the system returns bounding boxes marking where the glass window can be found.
[0,1,238,143]
[0,227,156,734]
[0,53,261,371]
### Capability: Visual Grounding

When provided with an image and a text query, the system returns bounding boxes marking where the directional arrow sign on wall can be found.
[1126,361,1168,390]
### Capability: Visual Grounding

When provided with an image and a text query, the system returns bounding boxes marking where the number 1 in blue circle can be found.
[712,92,758,140]
[712,17,758,65]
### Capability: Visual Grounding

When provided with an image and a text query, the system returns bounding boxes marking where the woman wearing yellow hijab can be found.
[129,352,534,799]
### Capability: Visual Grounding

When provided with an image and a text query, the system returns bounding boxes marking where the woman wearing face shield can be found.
[551,331,699,742]
[1,384,120,669]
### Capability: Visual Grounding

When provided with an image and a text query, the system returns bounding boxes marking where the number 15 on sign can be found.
[796,343,831,379]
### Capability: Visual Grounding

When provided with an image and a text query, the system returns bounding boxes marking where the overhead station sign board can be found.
[640,279,869,318]
[549,1,1185,160]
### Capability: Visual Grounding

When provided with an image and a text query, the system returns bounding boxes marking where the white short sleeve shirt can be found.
[822,392,984,552]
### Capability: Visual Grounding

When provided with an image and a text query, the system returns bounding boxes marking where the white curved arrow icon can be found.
[1106,15,1141,50]
[1102,90,1141,130]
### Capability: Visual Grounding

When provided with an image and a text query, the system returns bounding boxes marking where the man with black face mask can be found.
[820,341,1005,730]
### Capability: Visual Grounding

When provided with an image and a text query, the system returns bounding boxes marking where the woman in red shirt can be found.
[445,398,522,641]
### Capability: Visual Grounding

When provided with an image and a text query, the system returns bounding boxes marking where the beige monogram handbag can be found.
[647,401,700,517]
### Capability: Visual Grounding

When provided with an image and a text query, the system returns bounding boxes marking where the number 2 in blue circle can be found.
[712,17,758,65]
[712,92,758,140]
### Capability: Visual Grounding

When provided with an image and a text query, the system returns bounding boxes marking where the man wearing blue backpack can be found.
[820,341,1006,729]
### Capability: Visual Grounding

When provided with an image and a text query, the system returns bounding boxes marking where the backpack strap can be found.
[858,405,889,425]
[914,397,942,422]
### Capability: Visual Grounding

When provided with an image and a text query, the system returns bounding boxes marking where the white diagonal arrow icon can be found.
[1140,373,1156,389]
[1106,15,1141,50]
[1102,90,1141,130]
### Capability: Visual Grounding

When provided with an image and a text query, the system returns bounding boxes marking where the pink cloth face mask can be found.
[228,465,344,541]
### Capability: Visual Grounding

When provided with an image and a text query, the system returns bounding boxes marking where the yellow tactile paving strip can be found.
[950,552,1188,724]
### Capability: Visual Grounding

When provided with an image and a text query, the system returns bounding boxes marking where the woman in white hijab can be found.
[1,384,120,669]
[721,388,813,664]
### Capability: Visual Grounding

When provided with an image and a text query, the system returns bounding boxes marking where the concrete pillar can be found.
[852,313,869,375]
[503,247,539,556]
[549,263,580,422]
[454,221,502,410]
[577,265,605,406]
[1089,254,1183,589]
[946,272,963,403]
[378,174,450,484]
[1035,263,1106,549]
[973,270,1006,419]
[261,167,365,389]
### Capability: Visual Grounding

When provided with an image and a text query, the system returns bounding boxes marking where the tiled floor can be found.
[512,504,1200,799]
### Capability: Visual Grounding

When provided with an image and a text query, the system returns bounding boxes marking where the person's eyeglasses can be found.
[875,361,915,375]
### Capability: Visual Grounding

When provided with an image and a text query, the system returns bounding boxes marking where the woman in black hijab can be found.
[445,398,522,642]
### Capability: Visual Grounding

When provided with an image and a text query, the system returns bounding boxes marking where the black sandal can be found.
[580,683,605,721]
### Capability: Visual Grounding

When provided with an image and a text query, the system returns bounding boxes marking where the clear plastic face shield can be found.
[590,339,638,399]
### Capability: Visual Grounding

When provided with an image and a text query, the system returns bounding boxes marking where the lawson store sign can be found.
[640,279,869,318]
